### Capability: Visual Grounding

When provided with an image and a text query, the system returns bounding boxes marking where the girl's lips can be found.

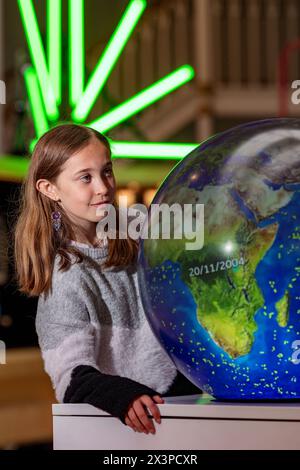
[91,201,110,206]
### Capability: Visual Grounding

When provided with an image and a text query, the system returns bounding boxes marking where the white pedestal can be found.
[52,395,300,450]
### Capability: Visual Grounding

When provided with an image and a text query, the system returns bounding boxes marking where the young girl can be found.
[14,124,200,435]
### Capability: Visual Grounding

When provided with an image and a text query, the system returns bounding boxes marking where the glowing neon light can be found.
[89,65,194,133]
[110,141,197,160]
[48,0,62,105]
[69,0,84,107]
[24,66,49,138]
[72,0,146,122]
[18,0,59,121]
[18,1,198,162]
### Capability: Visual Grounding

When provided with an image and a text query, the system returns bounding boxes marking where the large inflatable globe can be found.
[138,118,300,400]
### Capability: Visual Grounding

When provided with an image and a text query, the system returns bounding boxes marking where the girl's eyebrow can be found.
[74,162,112,176]
[74,167,93,175]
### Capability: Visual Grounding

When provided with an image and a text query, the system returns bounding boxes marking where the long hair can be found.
[14,124,138,297]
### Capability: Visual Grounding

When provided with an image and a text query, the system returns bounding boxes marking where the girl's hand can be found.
[124,394,164,434]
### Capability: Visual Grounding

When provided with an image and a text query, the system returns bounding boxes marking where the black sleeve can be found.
[63,365,159,423]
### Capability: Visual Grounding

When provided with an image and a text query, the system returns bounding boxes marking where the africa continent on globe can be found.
[138,118,300,400]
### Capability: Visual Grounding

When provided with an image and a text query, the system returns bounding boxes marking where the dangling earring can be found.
[51,200,62,232]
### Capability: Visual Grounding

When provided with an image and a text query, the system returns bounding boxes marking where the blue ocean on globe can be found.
[138,118,300,400]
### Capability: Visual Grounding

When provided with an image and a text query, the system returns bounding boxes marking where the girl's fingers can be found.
[127,407,148,434]
[140,395,162,424]
[152,395,164,404]
[133,399,156,434]
[125,415,137,432]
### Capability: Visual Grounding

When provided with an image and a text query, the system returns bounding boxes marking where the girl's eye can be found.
[104,169,113,177]
[80,174,91,183]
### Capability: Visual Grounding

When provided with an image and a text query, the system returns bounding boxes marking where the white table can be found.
[53,394,300,450]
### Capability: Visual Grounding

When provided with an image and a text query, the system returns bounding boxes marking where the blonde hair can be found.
[14,124,138,297]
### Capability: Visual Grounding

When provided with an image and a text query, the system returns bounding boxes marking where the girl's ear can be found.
[36,179,60,202]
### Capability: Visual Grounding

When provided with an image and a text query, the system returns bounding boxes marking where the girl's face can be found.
[53,137,116,232]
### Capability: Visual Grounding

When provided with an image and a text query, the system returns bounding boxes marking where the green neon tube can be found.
[47,0,62,105]
[18,0,59,121]
[29,137,197,160]
[89,65,195,133]
[0,140,198,181]
[69,0,84,107]
[72,0,146,122]
[0,155,30,181]
[24,66,49,139]
[110,141,197,160]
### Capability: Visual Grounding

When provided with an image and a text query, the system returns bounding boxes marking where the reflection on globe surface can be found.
[138,118,300,400]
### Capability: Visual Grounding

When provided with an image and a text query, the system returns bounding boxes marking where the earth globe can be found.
[137,118,300,400]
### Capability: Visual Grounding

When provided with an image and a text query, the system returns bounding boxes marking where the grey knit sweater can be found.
[36,241,183,420]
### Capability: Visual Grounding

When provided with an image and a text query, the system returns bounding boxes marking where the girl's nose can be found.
[95,178,109,195]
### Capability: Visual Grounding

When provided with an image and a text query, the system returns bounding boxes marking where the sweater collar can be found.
[68,239,109,260]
